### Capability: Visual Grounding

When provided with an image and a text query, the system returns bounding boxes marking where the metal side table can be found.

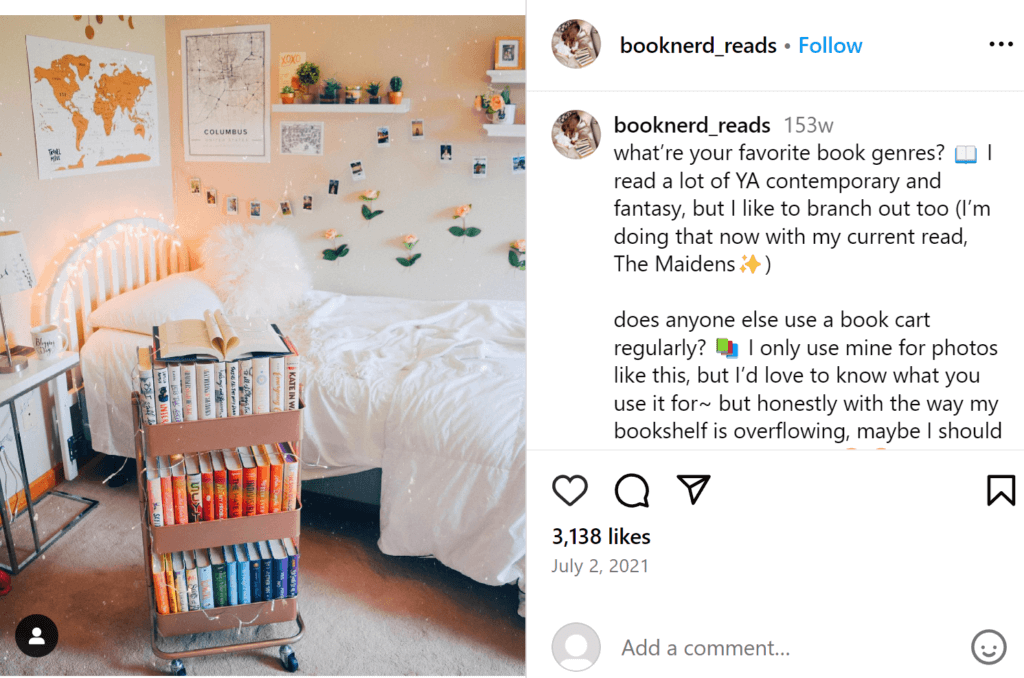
[0,351,97,574]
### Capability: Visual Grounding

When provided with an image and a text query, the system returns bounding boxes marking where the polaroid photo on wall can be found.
[280,200,293,216]
[411,120,424,139]
[249,200,261,218]
[440,144,452,164]
[206,188,218,206]
[512,155,526,174]
[329,179,339,194]
[350,160,366,182]
[303,195,313,211]
[377,126,391,147]
[190,177,201,194]
[226,195,239,215]
[472,156,487,179]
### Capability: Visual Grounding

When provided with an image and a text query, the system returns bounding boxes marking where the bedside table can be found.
[0,351,98,574]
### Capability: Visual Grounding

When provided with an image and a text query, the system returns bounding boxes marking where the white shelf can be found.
[483,124,526,137]
[487,70,526,84]
[272,101,411,114]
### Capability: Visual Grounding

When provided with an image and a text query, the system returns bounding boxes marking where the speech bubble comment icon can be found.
[615,473,650,508]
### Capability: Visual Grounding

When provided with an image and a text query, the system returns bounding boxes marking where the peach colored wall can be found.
[165,15,526,301]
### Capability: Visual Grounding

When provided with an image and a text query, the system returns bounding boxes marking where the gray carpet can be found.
[0,456,525,675]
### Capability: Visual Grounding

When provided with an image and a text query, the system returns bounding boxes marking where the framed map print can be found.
[26,36,160,179]
[181,24,271,162]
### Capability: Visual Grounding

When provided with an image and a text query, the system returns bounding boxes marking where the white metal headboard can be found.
[44,218,190,352]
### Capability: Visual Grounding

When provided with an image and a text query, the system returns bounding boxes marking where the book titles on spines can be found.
[147,445,299,527]
[152,538,299,615]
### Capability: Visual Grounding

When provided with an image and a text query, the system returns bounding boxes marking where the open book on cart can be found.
[153,310,290,362]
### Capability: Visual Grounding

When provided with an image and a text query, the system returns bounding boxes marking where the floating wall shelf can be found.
[483,124,526,137]
[486,70,527,84]
[272,101,411,114]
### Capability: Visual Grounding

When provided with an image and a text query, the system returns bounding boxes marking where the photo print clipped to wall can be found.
[350,160,366,182]
[440,144,452,164]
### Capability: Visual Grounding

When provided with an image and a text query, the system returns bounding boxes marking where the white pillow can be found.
[198,224,311,318]
[87,271,223,335]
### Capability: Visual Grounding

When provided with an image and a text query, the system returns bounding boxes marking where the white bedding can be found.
[81,291,526,587]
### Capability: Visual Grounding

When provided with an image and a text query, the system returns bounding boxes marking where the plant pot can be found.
[491,104,516,125]
[300,93,315,104]
[345,88,362,104]
[321,94,340,104]
[388,91,403,104]
[280,93,295,104]
[368,96,381,104]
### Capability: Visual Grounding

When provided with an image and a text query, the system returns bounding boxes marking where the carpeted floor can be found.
[0,456,525,675]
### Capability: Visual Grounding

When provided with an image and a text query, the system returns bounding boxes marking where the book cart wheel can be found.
[170,659,186,676]
[280,645,299,672]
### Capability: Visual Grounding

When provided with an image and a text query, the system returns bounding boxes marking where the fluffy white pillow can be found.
[199,224,311,318]
[87,271,223,335]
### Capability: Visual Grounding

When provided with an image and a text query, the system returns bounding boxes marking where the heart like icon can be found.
[552,475,588,507]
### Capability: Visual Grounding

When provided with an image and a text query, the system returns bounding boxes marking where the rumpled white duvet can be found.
[82,291,525,589]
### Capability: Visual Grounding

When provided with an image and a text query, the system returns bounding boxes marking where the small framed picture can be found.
[303,195,313,211]
[350,160,366,182]
[249,200,261,218]
[495,37,524,70]
[411,120,424,139]
[440,144,452,164]
[329,179,339,194]
[280,201,293,216]
[472,156,488,179]
[206,188,217,206]
[189,177,201,194]
[226,195,239,215]
[512,155,526,174]
[377,126,391,147]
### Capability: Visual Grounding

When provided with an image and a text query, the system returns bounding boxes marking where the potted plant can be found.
[321,78,342,104]
[366,81,382,104]
[388,76,403,104]
[480,86,514,124]
[280,85,295,104]
[296,61,321,103]
[345,85,362,104]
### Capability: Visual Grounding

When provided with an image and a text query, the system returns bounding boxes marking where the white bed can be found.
[49,219,526,597]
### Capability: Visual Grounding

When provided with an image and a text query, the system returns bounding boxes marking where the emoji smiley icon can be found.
[972,629,1006,665]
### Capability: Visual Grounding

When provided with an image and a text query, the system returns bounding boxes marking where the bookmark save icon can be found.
[677,475,710,505]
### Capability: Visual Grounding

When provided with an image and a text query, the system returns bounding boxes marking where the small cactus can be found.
[389,76,403,93]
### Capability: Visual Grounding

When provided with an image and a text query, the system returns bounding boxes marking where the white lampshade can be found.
[0,231,36,296]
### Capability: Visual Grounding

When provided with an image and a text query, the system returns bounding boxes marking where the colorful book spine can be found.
[200,452,214,522]
[171,457,188,525]
[247,542,262,603]
[225,449,244,518]
[147,463,164,527]
[258,541,274,602]
[212,450,228,520]
[235,544,252,605]
[184,550,200,612]
[138,347,157,425]
[280,445,299,512]
[285,354,300,410]
[182,363,198,421]
[253,446,270,515]
[152,552,170,615]
[198,362,215,420]
[210,549,228,608]
[158,457,174,526]
[224,546,238,606]
[228,361,240,417]
[270,356,285,412]
[168,364,184,423]
[196,550,214,610]
[252,357,271,414]
[240,448,258,517]
[163,553,179,614]
[269,540,288,599]
[154,362,171,424]
[284,537,299,598]
[215,361,227,419]
[172,552,189,613]
[268,448,284,513]
[240,359,253,416]
[186,457,203,523]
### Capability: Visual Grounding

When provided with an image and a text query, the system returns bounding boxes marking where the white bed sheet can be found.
[81,291,526,587]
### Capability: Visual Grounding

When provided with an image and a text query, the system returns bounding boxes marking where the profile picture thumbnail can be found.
[552,110,600,159]
[551,20,601,69]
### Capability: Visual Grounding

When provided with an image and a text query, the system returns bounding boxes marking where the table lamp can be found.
[0,231,36,374]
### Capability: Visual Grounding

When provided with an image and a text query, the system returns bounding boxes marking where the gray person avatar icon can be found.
[552,622,601,671]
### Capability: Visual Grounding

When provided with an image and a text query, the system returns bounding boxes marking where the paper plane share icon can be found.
[677,475,710,505]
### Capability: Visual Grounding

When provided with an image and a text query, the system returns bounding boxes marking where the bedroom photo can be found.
[0,13,525,677]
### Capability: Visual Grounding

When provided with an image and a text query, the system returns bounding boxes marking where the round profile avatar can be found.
[552,110,601,160]
[552,622,601,671]
[551,20,602,69]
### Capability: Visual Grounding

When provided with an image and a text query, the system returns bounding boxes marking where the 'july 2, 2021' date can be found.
[551,557,649,576]
[552,528,651,576]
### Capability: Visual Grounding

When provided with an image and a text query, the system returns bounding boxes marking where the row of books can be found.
[152,539,299,615]
[147,444,298,527]
[137,347,300,426]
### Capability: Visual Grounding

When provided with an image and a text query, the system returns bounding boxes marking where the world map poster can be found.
[181,24,271,163]
[26,36,160,180]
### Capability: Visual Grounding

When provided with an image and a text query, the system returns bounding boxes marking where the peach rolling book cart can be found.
[131,392,304,676]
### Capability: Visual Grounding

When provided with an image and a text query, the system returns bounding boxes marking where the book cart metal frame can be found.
[132,392,305,675]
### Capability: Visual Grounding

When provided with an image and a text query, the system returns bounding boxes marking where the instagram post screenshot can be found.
[0,1,1020,677]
